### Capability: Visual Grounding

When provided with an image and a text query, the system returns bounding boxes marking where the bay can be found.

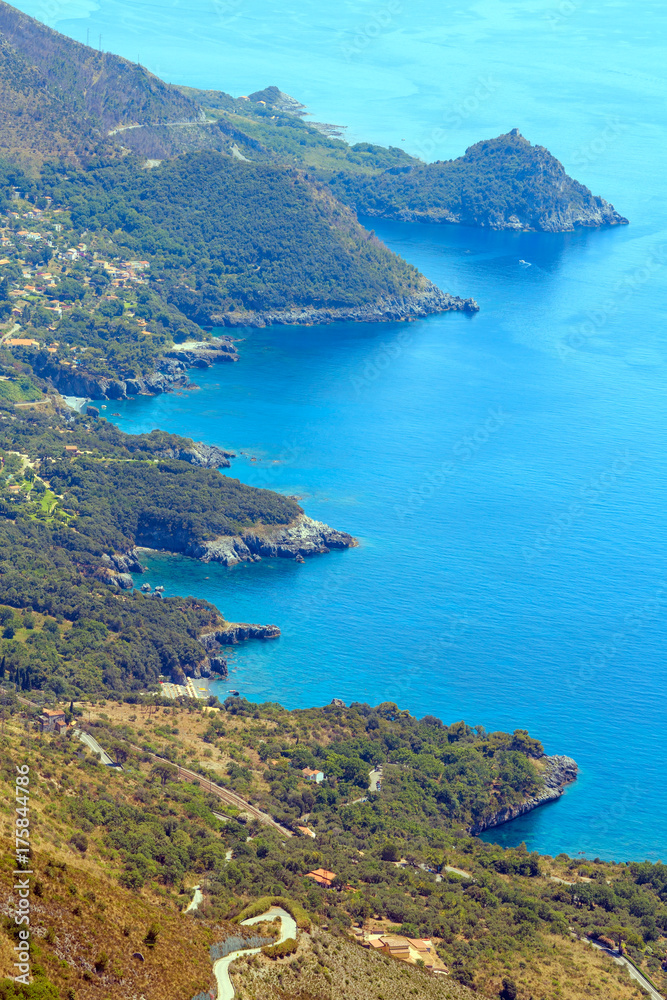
[11,0,667,861]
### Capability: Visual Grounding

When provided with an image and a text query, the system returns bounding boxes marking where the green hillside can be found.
[329,131,629,232]
[41,152,427,322]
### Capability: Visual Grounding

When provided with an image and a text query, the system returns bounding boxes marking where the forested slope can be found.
[330,131,629,232]
[0,403,303,694]
[42,153,436,323]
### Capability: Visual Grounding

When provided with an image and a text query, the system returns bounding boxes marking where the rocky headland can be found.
[333,130,629,234]
[200,623,282,646]
[148,440,236,469]
[101,515,356,584]
[469,754,579,834]
[184,514,357,566]
[125,514,356,569]
[212,283,479,328]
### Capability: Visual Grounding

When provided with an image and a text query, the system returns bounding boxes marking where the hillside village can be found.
[0,183,180,396]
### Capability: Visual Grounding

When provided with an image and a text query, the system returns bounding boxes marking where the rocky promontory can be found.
[185,514,357,566]
[101,515,355,585]
[333,130,629,233]
[469,754,578,834]
[149,440,236,469]
[211,282,479,328]
[200,623,281,646]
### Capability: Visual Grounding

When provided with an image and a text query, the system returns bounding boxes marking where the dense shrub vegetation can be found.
[0,404,297,694]
[39,153,423,320]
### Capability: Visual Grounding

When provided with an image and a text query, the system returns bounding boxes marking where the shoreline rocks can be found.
[468,754,578,835]
[210,282,479,329]
[150,441,236,469]
[186,514,357,567]
[36,336,239,401]
[201,623,282,646]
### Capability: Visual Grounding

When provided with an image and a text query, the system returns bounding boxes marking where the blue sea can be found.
[13,0,667,861]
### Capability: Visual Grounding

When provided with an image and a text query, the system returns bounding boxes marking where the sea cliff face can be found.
[469,754,579,834]
[102,515,355,587]
[200,623,282,646]
[34,339,239,401]
[132,513,356,567]
[187,514,357,566]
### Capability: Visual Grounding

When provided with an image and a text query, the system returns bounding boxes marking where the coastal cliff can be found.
[101,515,355,591]
[212,282,478,328]
[332,130,628,233]
[34,338,239,401]
[137,514,357,567]
[469,754,578,834]
[200,623,282,646]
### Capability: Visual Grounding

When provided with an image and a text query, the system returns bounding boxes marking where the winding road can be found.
[213,907,297,1000]
[583,938,664,1000]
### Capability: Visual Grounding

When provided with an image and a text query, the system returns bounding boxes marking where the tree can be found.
[151,761,178,785]
[499,978,518,1000]
[381,842,399,862]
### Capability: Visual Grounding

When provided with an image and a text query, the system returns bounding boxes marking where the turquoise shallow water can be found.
[11,0,667,860]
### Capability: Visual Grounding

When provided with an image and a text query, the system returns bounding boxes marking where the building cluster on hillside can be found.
[38,708,67,733]
[359,931,449,974]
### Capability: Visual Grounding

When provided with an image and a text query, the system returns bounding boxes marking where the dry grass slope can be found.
[230,929,482,1000]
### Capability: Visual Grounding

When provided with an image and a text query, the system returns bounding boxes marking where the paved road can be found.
[213,907,296,1000]
[74,729,117,767]
[584,938,664,1000]
[369,766,383,792]
[444,865,472,879]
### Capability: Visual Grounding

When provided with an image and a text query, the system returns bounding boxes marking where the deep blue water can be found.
[12,0,667,861]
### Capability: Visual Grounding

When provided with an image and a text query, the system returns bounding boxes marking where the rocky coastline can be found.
[134,513,357,567]
[35,337,239,401]
[361,197,627,233]
[148,440,236,469]
[468,754,578,835]
[200,623,282,646]
[211,283,479,328]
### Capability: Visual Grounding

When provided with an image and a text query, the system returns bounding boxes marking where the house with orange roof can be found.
[38,708,66,733]
[304,867,336,887]
[302,767,325,783]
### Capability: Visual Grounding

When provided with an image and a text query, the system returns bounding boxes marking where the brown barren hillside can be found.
[0,0,201,163]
